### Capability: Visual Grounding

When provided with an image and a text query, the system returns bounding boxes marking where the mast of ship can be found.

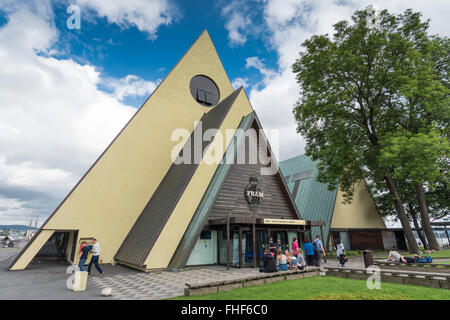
[26,213,33,240]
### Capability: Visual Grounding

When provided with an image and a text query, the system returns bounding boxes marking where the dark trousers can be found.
[314,251,322,266]
[306,254,315,266]
[338,254,346,267]
[88,255,103,275]
[78,258,87,271]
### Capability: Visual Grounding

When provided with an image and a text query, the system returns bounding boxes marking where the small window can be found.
[190,75,220,107]
[197,89,212,105]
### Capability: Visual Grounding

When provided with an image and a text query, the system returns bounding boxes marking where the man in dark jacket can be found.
[260,249,277,273]
[78,241,90,271]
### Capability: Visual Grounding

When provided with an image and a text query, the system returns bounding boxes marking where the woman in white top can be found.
[276,249,288,271]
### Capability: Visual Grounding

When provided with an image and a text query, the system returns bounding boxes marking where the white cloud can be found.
[220,0,260,46]
[247,68,305,160]
[104,75,158,102]
[241,0,450,161]
[245,57,277,83]
[74,0,179,38]
[231,77,250,90]
[0,197,30,225]
[0,1,157,225]
[223,10,251,46]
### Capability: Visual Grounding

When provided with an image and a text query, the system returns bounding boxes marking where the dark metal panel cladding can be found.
[114,88,242,268]
[167,113,255,270]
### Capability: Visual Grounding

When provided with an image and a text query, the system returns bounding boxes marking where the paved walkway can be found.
[90,266,263,300]
[0,248,21,263]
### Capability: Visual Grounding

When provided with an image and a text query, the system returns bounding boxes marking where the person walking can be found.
[336,240,346,267]
[313,235,326,267]
[78,241,89,271]
[292,237,299,254]
[88,238,104,276]
[303,238,315,266]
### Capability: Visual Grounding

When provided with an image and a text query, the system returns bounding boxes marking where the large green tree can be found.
[379,129,449,250]
[292,8,449,253]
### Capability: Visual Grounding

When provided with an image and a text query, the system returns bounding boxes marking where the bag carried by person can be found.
[415,255,432,263]
[313,239,320,253]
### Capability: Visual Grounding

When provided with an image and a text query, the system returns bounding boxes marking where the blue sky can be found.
[0,0,448,226]
[49,0,276,105]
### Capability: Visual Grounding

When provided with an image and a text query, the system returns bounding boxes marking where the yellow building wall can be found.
[144,90,253,270]
[330,180,386,229]
[11,31,235,270]
[10,230,54,270]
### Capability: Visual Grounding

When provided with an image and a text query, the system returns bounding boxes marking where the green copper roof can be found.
[279,154,338,244]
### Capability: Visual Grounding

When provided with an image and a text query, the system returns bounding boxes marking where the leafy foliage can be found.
[292,7,449,219]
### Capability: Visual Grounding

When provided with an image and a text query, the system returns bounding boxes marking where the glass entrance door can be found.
[270,230,289,254]
[256,230,269,267]
[241,230,254,267]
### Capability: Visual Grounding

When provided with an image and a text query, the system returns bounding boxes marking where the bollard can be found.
[363,250,373,268]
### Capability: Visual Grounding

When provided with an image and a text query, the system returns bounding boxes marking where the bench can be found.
[373,260,450,274]
[184,267,320,296]
[324,266,450,289]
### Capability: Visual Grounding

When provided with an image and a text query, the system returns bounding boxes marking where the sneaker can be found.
[99,272,104,277]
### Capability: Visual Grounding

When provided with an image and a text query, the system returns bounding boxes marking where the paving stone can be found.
[90,266,280,300]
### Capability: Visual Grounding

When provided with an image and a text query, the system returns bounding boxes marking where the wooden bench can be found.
[324,266,450,289]
[373,260,450,274]
[184,267,320,296]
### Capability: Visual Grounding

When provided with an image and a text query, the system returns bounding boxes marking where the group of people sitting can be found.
[260,247,307,273]
[260,235,328,273]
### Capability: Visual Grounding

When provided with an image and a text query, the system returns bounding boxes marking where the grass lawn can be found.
[403,249,450,259]
[171,276,450,300]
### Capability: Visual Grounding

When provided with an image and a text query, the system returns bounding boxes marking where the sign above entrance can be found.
[263,218,306,225]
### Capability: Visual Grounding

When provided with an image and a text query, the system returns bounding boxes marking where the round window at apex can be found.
[189,75,220,107]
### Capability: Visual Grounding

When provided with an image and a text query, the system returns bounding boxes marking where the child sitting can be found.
[289,251,298,270]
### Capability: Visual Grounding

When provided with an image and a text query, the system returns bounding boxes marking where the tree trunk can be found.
[409,204,428,250]
[415,184,440,251]
[384,171,419,253]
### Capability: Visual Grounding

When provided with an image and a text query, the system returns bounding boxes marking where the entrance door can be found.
[256,230,269,267]
[241,230,254,268]
[270,231,289,253]
[394,231,408,251]
[35,231,70,262]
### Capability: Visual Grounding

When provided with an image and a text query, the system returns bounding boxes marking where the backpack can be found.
[414,255,432,263]
[313,239,322,253]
